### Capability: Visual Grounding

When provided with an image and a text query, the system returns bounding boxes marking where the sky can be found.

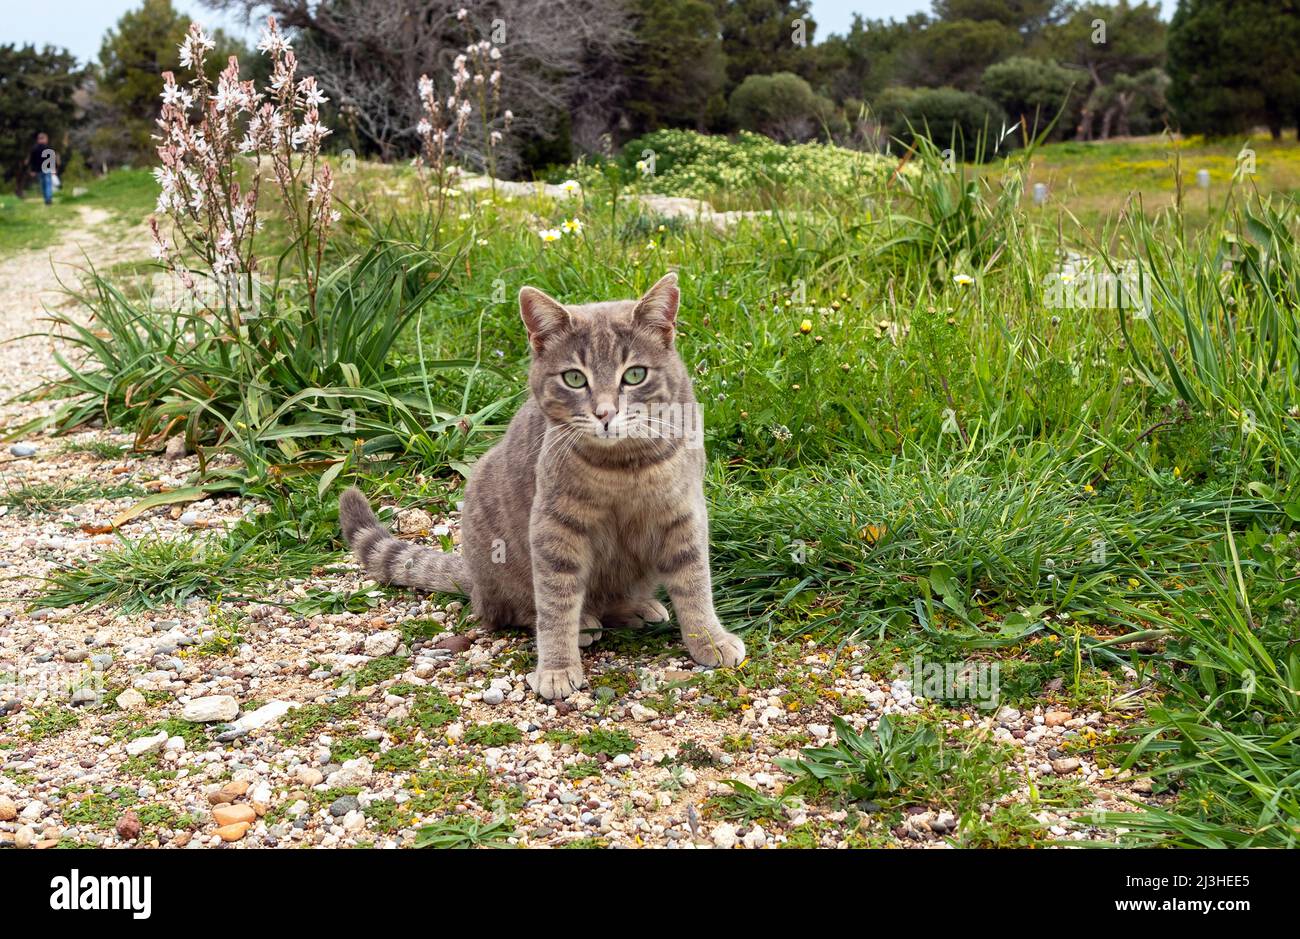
[3,1,1175,67]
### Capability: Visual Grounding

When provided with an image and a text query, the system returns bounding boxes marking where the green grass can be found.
[0,168,156,256]
[0,479,143,516]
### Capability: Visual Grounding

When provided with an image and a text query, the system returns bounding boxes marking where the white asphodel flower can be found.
[538,228,562,243]
[560,179,581,196]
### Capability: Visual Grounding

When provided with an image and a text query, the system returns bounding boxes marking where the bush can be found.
[614,129,906,200]
[981,57,1078,140]
[727,72,834,143]
[873,86,1007,162]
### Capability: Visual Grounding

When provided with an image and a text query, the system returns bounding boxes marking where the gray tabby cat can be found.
[339,273,745,700]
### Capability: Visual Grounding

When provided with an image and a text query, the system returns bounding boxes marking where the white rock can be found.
[364,631,401,657]
[743,824,767,849]
[396,508,434,534]
[711,823,738,849]
[115,689,147,711]
[482,687,504,705]
[20,801,46,822]
[342,810,366,832]
[165,736,186,752]
[125,730,169,757]
[327,758,373,788]
[630,703,659,723]
[229,699,298,733]
[182,695,239,722]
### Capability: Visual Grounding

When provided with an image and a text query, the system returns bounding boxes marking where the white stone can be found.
[229,699,298,733]
[396,508,434,534]
[711,823,737,849]
[125,730,169,757]
[115,689,146,711]
[20,801,46,822]
[181,695,239,722]
[743,824,767,849]
[364,631,401,657]
[630,703,659,723]
[327,758,373,789]
[342,810,366,832]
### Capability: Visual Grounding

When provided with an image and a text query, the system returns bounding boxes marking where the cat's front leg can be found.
[658,509,746,668]
[526,515,590,700]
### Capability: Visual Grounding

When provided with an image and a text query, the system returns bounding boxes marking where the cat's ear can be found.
[519,286,570,352]
[633,272,679,345]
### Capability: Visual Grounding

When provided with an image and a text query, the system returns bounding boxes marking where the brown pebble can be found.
[215,821,251,842]
[207,780,249,804]
[1051,757,1081,774]
[213,804,256,826]
[1044,710,1072,727]
[115,811,141,840]
[434,635,472,653]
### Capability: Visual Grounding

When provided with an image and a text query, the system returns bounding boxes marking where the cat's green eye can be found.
[622,366,647,386]
[562,369,588,389]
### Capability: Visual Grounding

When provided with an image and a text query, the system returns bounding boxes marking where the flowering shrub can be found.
[615,129,908,200]
[152,18,336,315]
[43,17,476,481]
[415,6,512,221]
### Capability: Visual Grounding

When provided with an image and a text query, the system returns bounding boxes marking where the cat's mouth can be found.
[588,415,639,443]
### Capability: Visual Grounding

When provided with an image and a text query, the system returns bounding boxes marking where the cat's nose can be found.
[593,402,616,428]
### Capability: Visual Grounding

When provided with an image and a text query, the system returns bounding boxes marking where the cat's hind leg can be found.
[577,611,604,648]
[599,592,670,629]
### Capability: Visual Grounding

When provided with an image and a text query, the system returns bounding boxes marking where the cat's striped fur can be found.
[340,273,745,699]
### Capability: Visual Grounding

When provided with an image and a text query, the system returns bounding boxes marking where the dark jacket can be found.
[29,143,56,175]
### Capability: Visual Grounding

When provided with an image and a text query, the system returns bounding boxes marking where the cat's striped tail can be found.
[339,488,471,594]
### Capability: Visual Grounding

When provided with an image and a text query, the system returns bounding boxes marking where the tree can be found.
[0,44,82,190]
[87,0,251,167]
[714,0,818,95]
[875,86,1007,161]
[621,0,726,135]
[981,56,1078,139]
[811,14,928,104]
[931,0,1065,39]
[896,18,1023,91]
[1167,0,1300,140]
[205,0,633,168]
[728,71,831,141]
[1042,1,1165,140]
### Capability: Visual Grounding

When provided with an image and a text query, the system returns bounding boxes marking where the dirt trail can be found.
[0,207,151,428]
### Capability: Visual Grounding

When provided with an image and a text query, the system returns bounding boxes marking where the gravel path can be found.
[0,214,1163,849]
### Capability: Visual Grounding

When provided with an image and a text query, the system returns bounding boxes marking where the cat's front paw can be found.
[683,628,746,669]
[527,664,587,700]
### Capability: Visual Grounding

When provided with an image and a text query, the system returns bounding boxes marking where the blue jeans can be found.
[40,172,53,204]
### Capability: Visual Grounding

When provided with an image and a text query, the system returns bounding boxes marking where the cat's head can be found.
[519,273,690,444]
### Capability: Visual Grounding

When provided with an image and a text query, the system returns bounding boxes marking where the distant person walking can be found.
[28,133,59,205]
